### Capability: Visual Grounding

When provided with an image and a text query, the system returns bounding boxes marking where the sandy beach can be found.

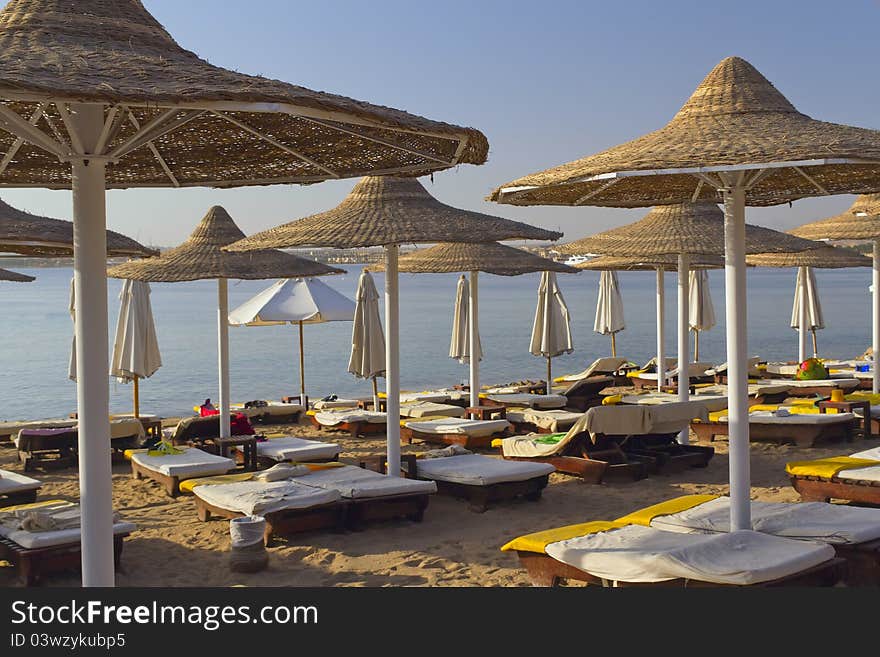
[0,411,860,588]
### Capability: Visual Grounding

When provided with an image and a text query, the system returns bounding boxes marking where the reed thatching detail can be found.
[0,197,155,257]
[372,242,577,276]
[0,0,487,189]
[0,266,34,281]
[790,194,880,241]
[574,254,724,271]
[490,57,880,208]
[555,202,819,256]
[226,176,562,251]
[746,244,871,268]
[107,206,344,282]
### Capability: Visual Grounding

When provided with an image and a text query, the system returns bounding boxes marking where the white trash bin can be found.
[229,515,268,573]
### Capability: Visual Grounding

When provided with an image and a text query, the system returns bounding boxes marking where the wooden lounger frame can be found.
[400,425,510,449]
[622,434,714,472]
[309,414,386,438]
[691,417,857,447]
[0,488,39,508]
[512,550,846,587]
[0,532,128,586]
[790,474,880,506]
[233,449,340,470]
[130,459,235,498]
[17,430,78,472]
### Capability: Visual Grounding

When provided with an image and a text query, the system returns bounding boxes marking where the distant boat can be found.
[563,254,590,266]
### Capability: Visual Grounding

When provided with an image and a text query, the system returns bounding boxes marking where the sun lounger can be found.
[312,398,364,410]
[552,376,616,411]
[691,407,858,446]
[130,447,236,497]
[0,500,135,586]
[787,446,880,506]
[619,391,730,412]
[706,357,763,383]
[556,357,631,383]
[499,402,712,483]
[309,409,387,437]
[401,448,554,512]
[754,377,860,397]
[481,393,568,410]
[401,417,512,448]
[0,469,41,507]
[0,418,77,443]
[241,436,340,468]
[191,477,344,545]
[631,362,716,391]
[230,401,303,424]
[642,494,880,585]
[398,401,466,419]
[505,408,584,434]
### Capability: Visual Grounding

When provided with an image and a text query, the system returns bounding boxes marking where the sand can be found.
[0,412,862,587]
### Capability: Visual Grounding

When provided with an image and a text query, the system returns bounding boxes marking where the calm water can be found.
[0,264,872,421]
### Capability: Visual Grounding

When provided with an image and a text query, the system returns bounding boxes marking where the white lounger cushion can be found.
[716,411,855,425]
[312,398,363,410]
[649,496,880,545]
[405,418,510,437]
[485,393,567,409]
[131,448,235,478]
[296,465,436,499]
[0,521,136,550]
[757,378,860,389]
[544,525,835,585]
[193,479,340,516]
[241,437,340,462]
[0,469,41,495]
[399,402,465,418]
[508,409,583,432]
[835,446,880,482]
[314,410,386,425]
[398,392,451,403]
[414,454,554,486]
[621,393,729,412]
[501,435,562,458]
[231,402,303,418]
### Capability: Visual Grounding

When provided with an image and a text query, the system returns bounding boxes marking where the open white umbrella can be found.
[791,267,823,360]
[689,270,716,361]
[348,270,386,409]
[110,280,162,417]
[449,274,482,364]
[228,277,354,405]
[593,270,625,356]
[531,271,574,394]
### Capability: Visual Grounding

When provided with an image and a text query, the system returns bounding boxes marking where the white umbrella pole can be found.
[298,320,306,404]
[874,240,879,394]
[656,267,665,391]
[798,267,808,363]
[218,279,231,439]
[724,184,751,532]
[469,271,480,409]
[677,253,690,444]
[384,245,401,477]
[71,104,114,587]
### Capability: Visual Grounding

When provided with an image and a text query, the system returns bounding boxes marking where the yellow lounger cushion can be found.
[490,438,503,448]
[602,394,622,406]
[179,473,254,493]
[123,448,148,461]
[846,392,880,404]
[0,499,69,513]
[785,456,880,479]
[501,520,627,554]
[614,494,719,526]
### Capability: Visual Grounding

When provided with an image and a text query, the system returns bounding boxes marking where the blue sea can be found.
[0,264,872,421]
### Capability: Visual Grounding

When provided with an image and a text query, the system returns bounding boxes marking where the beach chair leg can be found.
[131,468,142,481]
[524,490,543,502]
[467,490,490,513]
[165,479,179,497]
[20,557,37,587]
[197,504,211,522]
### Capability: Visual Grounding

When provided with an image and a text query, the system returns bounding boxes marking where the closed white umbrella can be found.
[688,270,716,361]
[110,280,162,417]
[531,271,574,394]
[229,277,355,404]
[593,270,625,356]
[449,274,482,364]
[349,270,386,408]
[68,277,76,382]
[791,266,824,360]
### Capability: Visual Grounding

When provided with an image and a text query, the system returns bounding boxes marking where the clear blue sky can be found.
[4,0,880,246]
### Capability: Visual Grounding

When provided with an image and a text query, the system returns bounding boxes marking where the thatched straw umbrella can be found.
[0,0,487,585]
[558,202,815,441]
[747,245,871,361]
[490,55,880,531]
[0,266,33,281]
[109,206,344,438]
[790,195,880,391]
[577,253,723,390]
[382,241,576,408]
[226,176,561,476]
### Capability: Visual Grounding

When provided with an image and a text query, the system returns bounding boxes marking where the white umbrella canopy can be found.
[110,279,161,417]
[790,267,824,359]
[228,277,355,404]
[593,270,625,356]
[531,271,574,393]
[449,274,482,364]
[688,269,716,361]
[348,270,386,407]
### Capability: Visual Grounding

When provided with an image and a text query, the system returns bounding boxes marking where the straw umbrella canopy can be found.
[0,266,33,281]
[790,195,880,392]
[110,279,161,418]
[226,176,561,475]
[228,277,355,404]
[381,240,575,408]
[558,201,817,440]
[348,270,385,409]
[594,270,625,357]
[531,271,574,392]
[747,244,871,361]
[490,55,880,532]
[689,270,716,361]
[577,254,724,390]
[109,206,344,438]
[0,0,490,587]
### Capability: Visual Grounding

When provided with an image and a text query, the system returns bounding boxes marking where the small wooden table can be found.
[358,398,387,412]
[138,417,163,439]
[818,400,871,439]
[466,405,506,421]
[212,435,258,472]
